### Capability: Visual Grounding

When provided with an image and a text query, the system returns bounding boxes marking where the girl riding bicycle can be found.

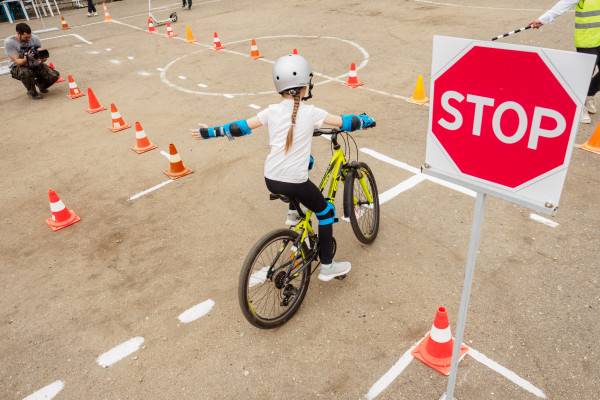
[192,54,375,282]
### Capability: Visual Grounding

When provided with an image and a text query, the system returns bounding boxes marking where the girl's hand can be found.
[191,123,208,140]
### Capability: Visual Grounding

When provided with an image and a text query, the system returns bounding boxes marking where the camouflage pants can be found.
[10,63,59,93]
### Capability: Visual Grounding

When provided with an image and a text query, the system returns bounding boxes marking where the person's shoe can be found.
[318,260,351,282]
[285,210,301,226]
[585,96,597,114]
[581,109,592,124]
[94,11,98,16]
[37,84,48,93]
[28,90,42,100]
[87,12,93,17]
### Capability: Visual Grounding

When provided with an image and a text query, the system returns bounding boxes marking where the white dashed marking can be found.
[177,299,215,323]
[137,70,152,76]
[105,48,112,52]
[23,380,64,400]
[87,50,100,55]
[127,56,135,60]
[156,67,165,72]
[128,179,174,201]
[248,104,261,110]
[96,337,145,368]
[197,83,208,88]
[178,75,187,80]
[224,94,234,99]
[109,59,121,64]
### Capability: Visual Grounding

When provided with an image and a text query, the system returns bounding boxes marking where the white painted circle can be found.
[160,35,370,97]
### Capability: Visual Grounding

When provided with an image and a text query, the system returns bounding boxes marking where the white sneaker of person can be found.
[581,109,592,124]
[94,12,98,16]
[586,96,597,114]
[87,12,93,17]
[318,260,351,282]
[285,210,301,226]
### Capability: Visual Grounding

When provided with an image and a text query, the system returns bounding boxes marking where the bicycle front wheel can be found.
[238,229,312,329]
[343,162,380,244]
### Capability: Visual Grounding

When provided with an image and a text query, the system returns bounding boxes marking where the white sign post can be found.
[424,36,595,399]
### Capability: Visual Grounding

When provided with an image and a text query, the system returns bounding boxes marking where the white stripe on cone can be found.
[69,82,76,88]
[430,325,452,343]
[214,37,220,43]
[349,69,357,77]
[49,200,65,213]
[135,130,146,139]
[113,122,121,129]
[170,153,182,163]
[111,112,121,119]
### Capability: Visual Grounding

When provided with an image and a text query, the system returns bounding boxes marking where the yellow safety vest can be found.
[575,0,600,48]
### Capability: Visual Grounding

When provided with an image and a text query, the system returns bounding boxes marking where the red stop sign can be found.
[431,46,577,188]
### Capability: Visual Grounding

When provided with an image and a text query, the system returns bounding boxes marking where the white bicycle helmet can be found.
[272,54,313,94]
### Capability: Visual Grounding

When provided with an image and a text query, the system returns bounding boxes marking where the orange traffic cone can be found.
[250,39,262,59]
[345,63,363,88]
[131,122,158,154]
[408,74,429,104]
[86,88,106,113]
[109,103,131,132]
[185,24,195,43]
[166,22,177,38]
[412,306,469,376]
[578,122,600,154]
[164,143,193,179]
[48,62,65,83]
[147,16,156,33]
[60,16,69,30]
[103,2,112,22]
[67,75,85,99]
[292,48,298,55]
[46,189,80,231]
[213,32,224,50]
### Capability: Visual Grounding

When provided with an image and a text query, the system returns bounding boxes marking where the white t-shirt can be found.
[257,99,328,183]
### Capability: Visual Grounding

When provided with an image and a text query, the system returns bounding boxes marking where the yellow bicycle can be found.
[238,127,380,328]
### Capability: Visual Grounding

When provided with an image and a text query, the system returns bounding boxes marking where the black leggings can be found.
[87,0,96,13]
[265,178,334,265]
[577,46,600,96]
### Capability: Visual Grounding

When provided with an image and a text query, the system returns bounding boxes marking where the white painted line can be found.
[249,266,270,287]
[177,299,215,323]
[109,59,121,65]
[96,337,144,368]
[74,44,82,48]
[156,67,165,72]
[468,348,547,399]
[160,150,170,160]
[197,83,208,88]
[365,338,422,400]
[412,0,550,12]
[71,34,92,45]
[1,33,91,49]
[248,104,261,110]
[127,56,135,60]
[529,213,559,228]
[360,148,421,174]
[359,148,476,197]
[178,75,187,80]
[128,179,174,201]
[379,175,426,205]
[87,50,100,55]
[224,94,234,99]
[137,70,152,77]
[105,48,112,52]
[23,380,64,400]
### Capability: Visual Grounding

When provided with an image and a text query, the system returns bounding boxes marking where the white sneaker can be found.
[586,96,597,114]
[318,260,351,282]
[87,12,93,17]
[285,210,301,226]
[94,12,98,16]
[581,109,592,124]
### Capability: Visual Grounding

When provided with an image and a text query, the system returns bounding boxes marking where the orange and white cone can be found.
[250,39,262,59]
[109,103,131,132]
[147,16,156,33]
[131,121,157,154]
[345,63,363,88]
[48,62,65,83]
[213,32,224,50]
[46,189,80,231]
[292,48,299,55]
[67,75,85,99]
[578,121,600,154]
[166,22,177,38]
[60,16,69,30]
[412,306,469,376]
[164,143,193,179]
[103,2,112,22]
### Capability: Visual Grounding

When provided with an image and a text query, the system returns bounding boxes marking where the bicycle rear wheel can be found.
[343,162,380,244]
[238,229,312,329]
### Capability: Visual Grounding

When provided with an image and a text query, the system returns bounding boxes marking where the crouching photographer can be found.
[4,23,59,100]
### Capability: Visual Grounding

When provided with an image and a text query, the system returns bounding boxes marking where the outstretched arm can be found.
[323,113,376,131]
[530,0,578,28]
[191,117,263,140]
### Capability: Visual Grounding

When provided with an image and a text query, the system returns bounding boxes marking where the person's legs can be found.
[264,178,334,265]
[188,0,192,9]
[11,65,40,98]
[87,0,95,13]
[182,0,187,8]
[35,64,59,92]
